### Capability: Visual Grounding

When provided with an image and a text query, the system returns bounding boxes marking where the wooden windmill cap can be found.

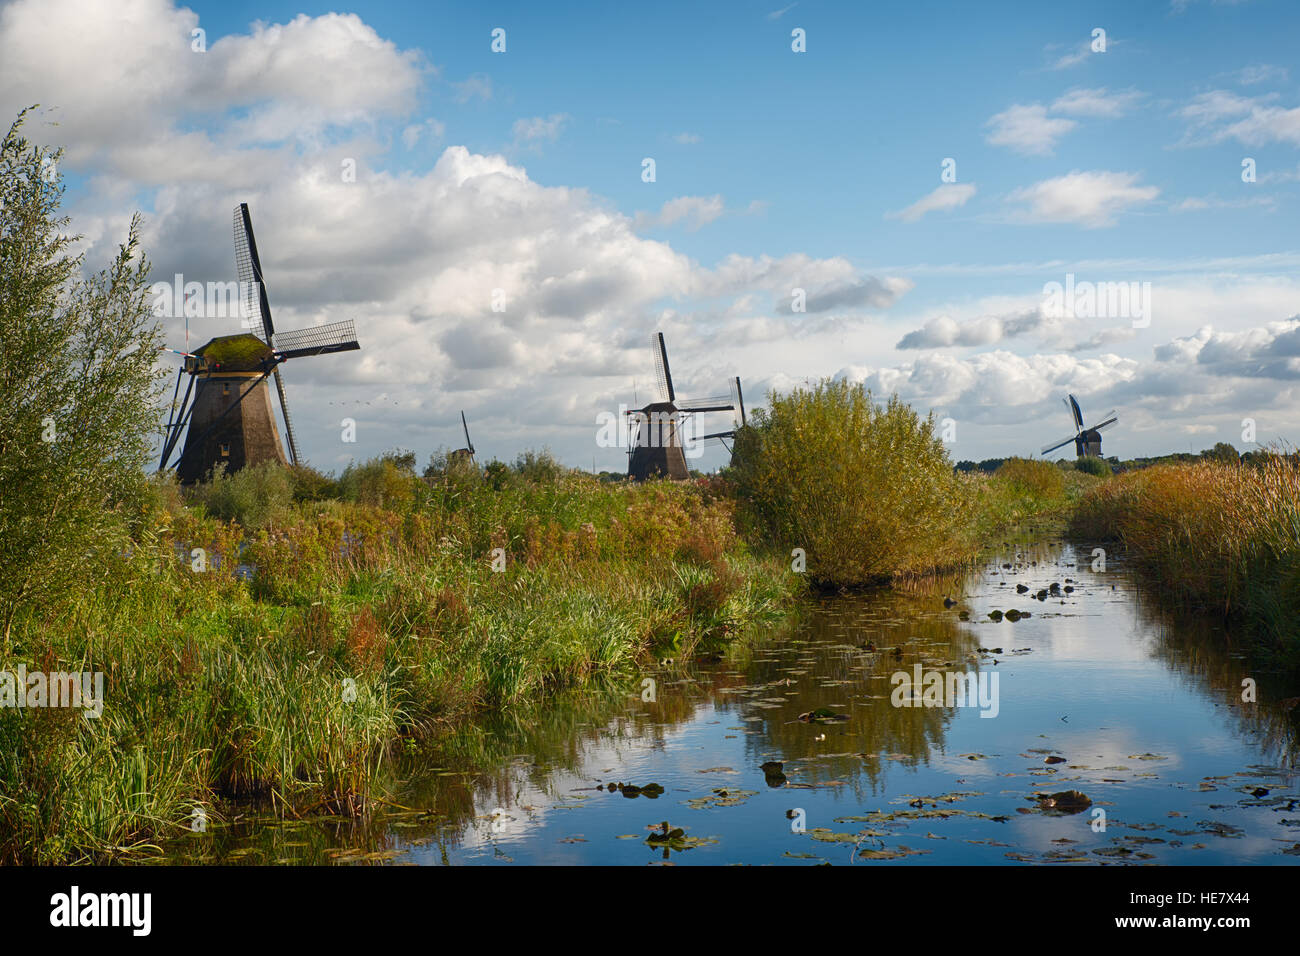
[192,333,275,372]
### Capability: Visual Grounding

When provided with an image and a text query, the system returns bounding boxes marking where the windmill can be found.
[157,203,361,483]
[1041,394,1117,459]
[450,411,476,464]
[700,376,747,455]
[625,332,738,480]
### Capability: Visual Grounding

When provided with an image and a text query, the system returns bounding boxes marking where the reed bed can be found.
[1071,454,1300,653]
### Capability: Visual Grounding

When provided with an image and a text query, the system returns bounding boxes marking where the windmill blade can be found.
[652,332,674,402]
[461,410,474,455]
[677,395,732,411]
[1067,394,1084,431]
[274,320,361,359]
[701,430,737,441]
[1041,435,1078,456]
[234,202,300,464]
[677,403,734,413]
[1090,411,1119,432]
[269,367,300,466]
[732,376,746,427]
[158,371,195,471]
[233,203,275,342]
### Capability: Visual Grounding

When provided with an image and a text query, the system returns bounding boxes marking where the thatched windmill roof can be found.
[192,333,275,371]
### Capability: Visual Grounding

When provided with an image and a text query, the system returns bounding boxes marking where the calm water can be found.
[166,536,1300,865]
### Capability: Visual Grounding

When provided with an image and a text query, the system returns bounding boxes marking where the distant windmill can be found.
[1041,394,1117,459]
[157,203,361,483]
[450,410,476,464]
[625,332,738,480]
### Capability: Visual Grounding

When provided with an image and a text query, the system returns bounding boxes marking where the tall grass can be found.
[1071,454,1300,656]
[0,461,798,862]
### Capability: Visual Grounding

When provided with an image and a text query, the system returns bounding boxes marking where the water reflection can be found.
[162,535,1300,865]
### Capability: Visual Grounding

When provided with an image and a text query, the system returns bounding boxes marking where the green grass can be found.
[0,464,799,862]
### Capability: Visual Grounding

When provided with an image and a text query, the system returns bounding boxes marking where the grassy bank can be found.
[0,460,799,863]
[966,457,1103,542]
[1070,454,1300,660]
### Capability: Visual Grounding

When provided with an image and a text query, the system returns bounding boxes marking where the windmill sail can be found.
[678,394,733,412]
[1041,434,1078,456]
[652,332,675,402]
[274,320,360,359]
[1091,410,1119,431]
[1067,395,1084,431]
[234,204,273,341]
[234,202,300,465]
[461,411,475,455]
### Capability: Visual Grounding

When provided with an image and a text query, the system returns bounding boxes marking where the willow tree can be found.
[729,379,973,587]
[0,109,163,644]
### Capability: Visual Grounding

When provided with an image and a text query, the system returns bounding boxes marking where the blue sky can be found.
[3,0,1298,470]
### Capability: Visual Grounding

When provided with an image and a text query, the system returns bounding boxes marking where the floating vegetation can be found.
[798,708,850,723]
[644,822,717,852]
[1035,790,1093,814]
[686,788,757,810]
[611,783,665,799]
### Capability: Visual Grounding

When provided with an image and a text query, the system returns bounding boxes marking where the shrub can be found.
[730,380,972,587]
[338,456,420,510]
[514,449,564,483]
[288,464,340,502]
[1074,456,1112,477]
[188,460,295,529]
[0,112,163,644]
[1200,442,1240,465]
[996,457,1067,497]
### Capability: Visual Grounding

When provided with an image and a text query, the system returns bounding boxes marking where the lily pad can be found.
[1036,790,1092,814]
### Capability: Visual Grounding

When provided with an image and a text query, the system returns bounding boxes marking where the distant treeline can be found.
[955,441,1285,477]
